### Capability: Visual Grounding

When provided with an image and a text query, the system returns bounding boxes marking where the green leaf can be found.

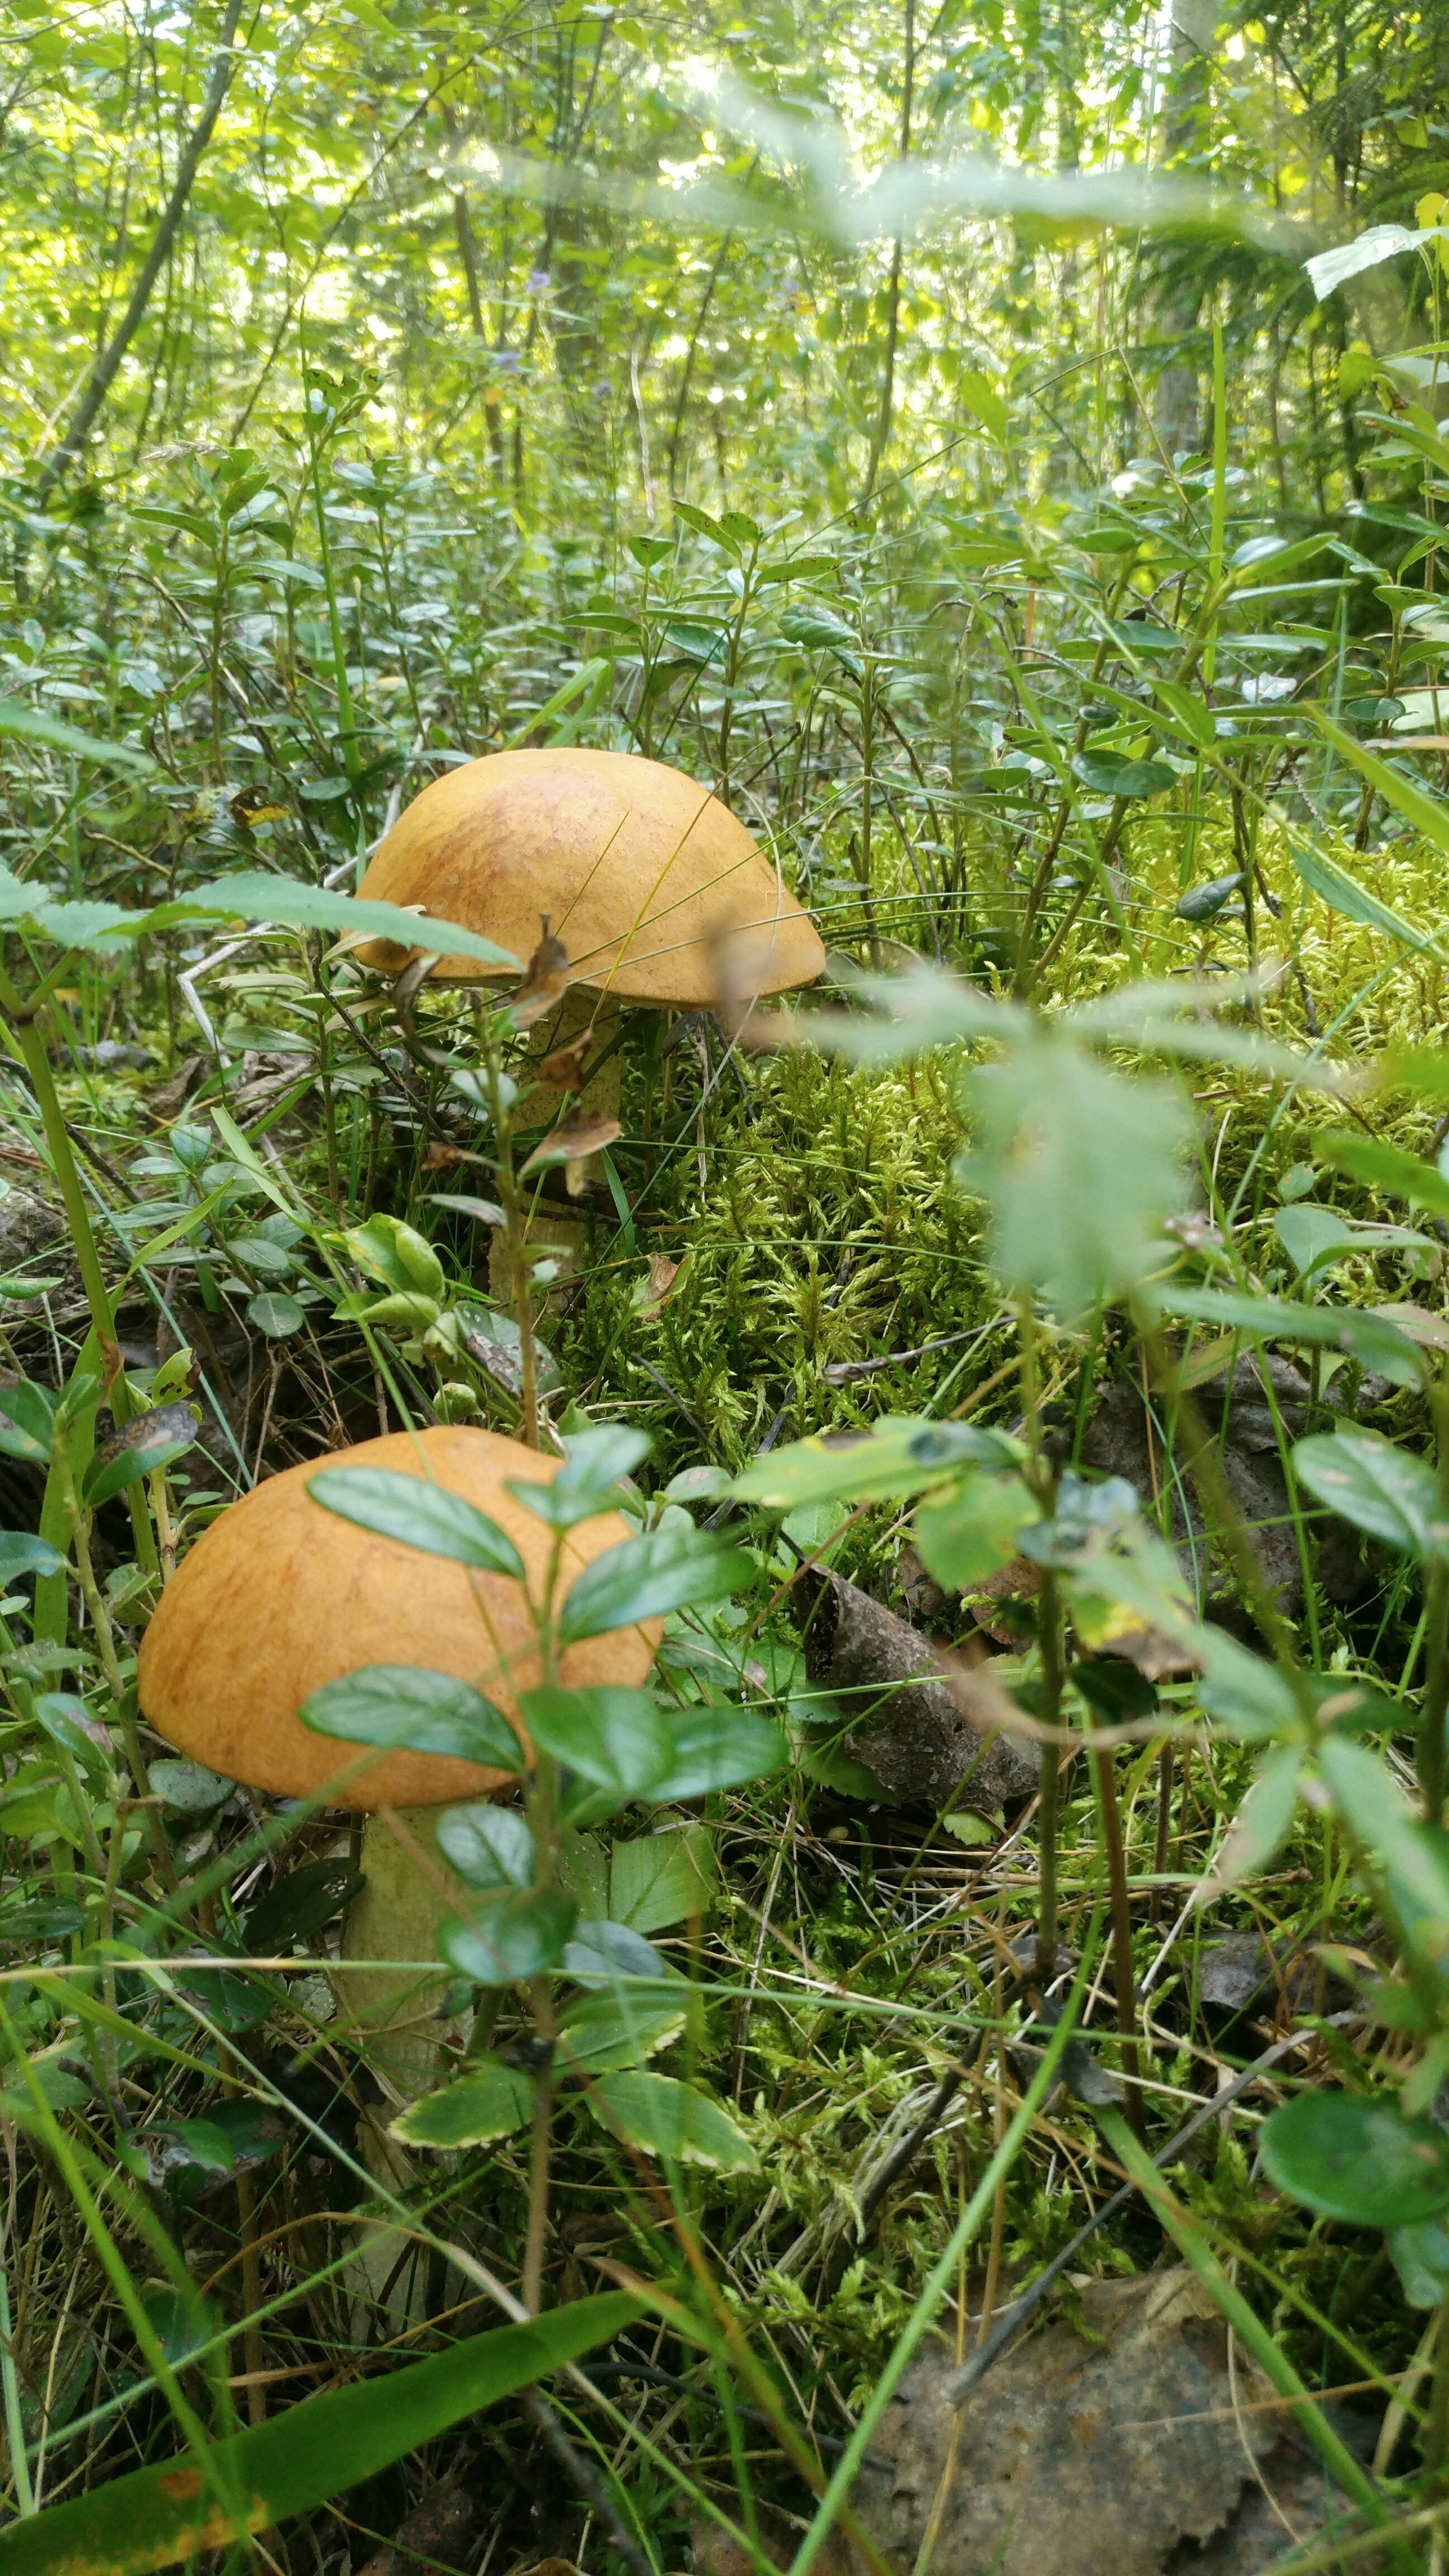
[438,1886,577,1986]
[585,2070,758,2173]
[0,1531,64,1583]
[507,1423,651,1529]
[300,1666,524,1770]
[1292,1429,1441,1555]
[1175,873,1244,923]
[435,1803,535,1889]
[183,872,521,973]
[344,1214,446,1301]
[1314,1129,1449,1223]
[957,367,1008,442]
[1261,2090,1449,2226]
[1072,751,1176,798]
[0,697,155,776]
[248,1292,305,1337]
[913,1470,1036,1589]
[1387,2216,1449,2308]
[83,1401,200,1507]
[1271,1207,1362,1278]
[390,2056,537,2149]
[632,1706,787,1803]
[674,501,732,548]
[520,1684,676,1795]
[1212,1744,1304,1885]
[1317,1736,1449,1946]
[0,2293,638,2576]
[959,1026,1194,1323]
[555,1994,686,2072]
[0,1381,54,1464]
[1153,1286,1426,1382]
[149,1759,231,1813]
[307,1467,526,1579]
[610,1824,715,1931]
[557,1525,749,1643]
[1196,1631,1304,1740]
[732,1417,1017,1510]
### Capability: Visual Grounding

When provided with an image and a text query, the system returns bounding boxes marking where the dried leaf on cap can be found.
[510,916,571,1030]
[519,1109,622,1176]
[537,1033,592,1090]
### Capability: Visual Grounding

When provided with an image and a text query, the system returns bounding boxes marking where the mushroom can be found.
[351,747,826,1285]
[137,1422,659,2086]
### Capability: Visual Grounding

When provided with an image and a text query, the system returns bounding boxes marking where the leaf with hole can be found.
[1261,2089,1449,2226]
[390,2056,537,2149]
[307,1467,526,1578]
[301,1666,524,1770]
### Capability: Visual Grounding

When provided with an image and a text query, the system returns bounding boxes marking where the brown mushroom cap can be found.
[137,1425,659,1811]
[352,747,825,1006]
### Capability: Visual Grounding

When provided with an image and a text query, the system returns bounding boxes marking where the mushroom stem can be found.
[338,1807,472,2095]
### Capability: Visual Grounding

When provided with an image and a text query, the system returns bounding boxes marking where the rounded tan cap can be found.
[137,1425,660,1811]
[353,747,825,1007]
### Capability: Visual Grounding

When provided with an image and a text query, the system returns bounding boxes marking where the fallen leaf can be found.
[519,1109,622,1177]
[798,1570,1039,1817]
[511,916,571,1030]
[853,2266,1373,2576]
[422,1140,477,1170]
[637,1252,685,1318]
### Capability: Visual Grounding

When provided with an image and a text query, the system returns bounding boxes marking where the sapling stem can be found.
[521,1974,557,2315]
[484,1030,540,1449]
[1091,1744,1147,2144]
[1034,1575,1064,1982]
[1017,1296,1064,1979]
